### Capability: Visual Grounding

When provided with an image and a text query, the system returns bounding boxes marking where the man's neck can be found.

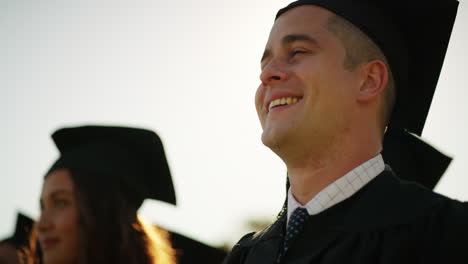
[286,140,381,205]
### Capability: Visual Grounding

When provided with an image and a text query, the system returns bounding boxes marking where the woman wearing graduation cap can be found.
[32,125,177,264]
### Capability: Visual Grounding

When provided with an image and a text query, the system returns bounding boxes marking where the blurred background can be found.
[1,0,468,248]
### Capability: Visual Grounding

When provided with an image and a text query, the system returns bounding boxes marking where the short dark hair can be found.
[325,14,396,136]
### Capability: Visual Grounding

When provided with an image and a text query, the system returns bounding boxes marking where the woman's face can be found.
[38,168,80,264]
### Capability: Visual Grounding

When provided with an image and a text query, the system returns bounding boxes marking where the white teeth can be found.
[268,97,301,111]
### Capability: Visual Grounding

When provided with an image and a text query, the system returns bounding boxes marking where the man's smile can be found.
[267,96,303,113]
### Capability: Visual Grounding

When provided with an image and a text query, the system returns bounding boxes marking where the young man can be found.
[224,0,468,263]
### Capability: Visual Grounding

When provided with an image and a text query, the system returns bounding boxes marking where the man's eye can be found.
[291,49,306,56]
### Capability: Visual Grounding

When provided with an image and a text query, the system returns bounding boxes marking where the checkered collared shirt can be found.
[287,154,385,224]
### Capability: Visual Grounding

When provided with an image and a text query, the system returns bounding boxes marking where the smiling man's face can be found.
[255,5,362,156]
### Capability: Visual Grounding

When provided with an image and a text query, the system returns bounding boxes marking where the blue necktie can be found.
[277,207,309,262]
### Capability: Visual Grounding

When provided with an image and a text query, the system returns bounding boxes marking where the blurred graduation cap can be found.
[277,0,459,188]
[48,125,176,208]
[165,230,227,264]
[0,213,34,248]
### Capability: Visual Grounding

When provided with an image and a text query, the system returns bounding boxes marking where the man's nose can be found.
[260,60,288,86]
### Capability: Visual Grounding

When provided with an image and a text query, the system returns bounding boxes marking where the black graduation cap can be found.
[48,125,176,208]
[276,0,459,188]
[166,230,227,264]
[277,0,459,135]
[382,128,452,190]
[1,213,34,248]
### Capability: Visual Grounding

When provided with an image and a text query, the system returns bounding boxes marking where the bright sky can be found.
[1,0,468,248]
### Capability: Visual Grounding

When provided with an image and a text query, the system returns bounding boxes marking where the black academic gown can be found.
[224,167,468,264]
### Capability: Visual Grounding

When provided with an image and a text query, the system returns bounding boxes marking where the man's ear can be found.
[356,60,388,103]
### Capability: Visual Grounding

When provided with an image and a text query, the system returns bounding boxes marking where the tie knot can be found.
[289,207,309,224]
[277,207,310,262]
[283,207,309,250]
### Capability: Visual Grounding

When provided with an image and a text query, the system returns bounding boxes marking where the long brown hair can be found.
[30,168,176,264]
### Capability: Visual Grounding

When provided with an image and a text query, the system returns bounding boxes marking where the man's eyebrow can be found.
[282,34,319,46]
[260,34,319,64]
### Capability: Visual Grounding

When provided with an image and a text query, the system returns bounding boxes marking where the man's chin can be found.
[261,129,287,150]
